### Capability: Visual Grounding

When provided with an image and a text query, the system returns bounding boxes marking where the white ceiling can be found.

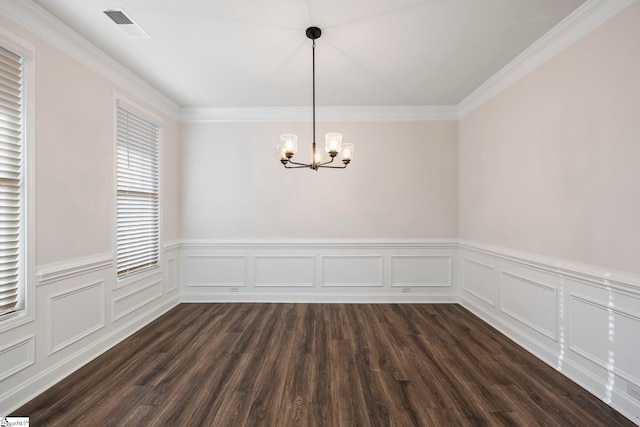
[32,0,586,108]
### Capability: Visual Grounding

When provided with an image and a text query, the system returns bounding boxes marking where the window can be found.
[0,46,25,317]
[115,102,160,278]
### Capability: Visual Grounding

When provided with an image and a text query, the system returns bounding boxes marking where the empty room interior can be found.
[0,0,639,425]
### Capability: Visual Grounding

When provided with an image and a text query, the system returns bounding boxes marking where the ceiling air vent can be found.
[103,8,150,39]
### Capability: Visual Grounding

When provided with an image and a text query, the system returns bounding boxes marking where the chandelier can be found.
[278,27,354,170]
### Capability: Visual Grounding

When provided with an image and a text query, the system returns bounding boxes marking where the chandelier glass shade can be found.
[278,27,354,170]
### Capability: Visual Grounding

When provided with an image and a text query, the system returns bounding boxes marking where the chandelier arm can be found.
[284,163,310,169]
[286,159,312,167]
[318,164,348,169]
[317,156,336,167]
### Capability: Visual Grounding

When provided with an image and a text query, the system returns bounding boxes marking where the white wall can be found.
[181,120,458,239]
[459,1,640,276]
[0,13,180,414]
[459,2,640,424]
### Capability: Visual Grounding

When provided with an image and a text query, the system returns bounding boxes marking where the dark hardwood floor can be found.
[14,303,634,426]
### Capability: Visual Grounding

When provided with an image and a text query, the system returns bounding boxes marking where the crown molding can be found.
[179,105,459,123]
[457,0,636,117]
[0,0,181,119]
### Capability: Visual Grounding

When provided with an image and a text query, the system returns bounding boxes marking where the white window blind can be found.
[0,46,24,317]
[116,105,159,278]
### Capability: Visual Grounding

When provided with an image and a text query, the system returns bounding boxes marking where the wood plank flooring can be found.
[14,303,634,426]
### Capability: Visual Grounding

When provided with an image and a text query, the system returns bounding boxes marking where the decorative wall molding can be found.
[0,335,35,382]
[462,257,496,306]
[36,253,113,286]
[460,240,640,423]
[321,255,384,287]
[179,105,459,123]
[0,295,180,417]
[185,255,247,287]
[0,0,180,119]
[114,267,162,291]
[499,270,558,341]
[254,255,315,287]
[179,239,459,303]
[113,280,163,321]
[48,280,106,355]
[458,240,640,295]
[166,257,178,293]
[390,255,452,288]
[163,240,182,252]
[462,293,640,422]
[457,0,636,117]
[569,294,640,386]
[461,294,561,365]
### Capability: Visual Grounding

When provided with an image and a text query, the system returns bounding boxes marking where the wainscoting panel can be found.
[166,257,178,292]
[390,255,451,287]
[459,240,640,424]
[179,240,459,302]
[322,256,383,287]
[113,280,164,321]
[500,270,558,341]
[570,295,640,385]
[1,248,179,416]
[462,258,495,305]
[0,335,35,382]
[164,241,180,293]
[254,256,315,287]
[49,280,106,355]
[185,255,247,287]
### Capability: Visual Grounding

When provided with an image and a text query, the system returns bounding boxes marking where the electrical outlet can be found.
[230,287,239,293]
[402,287,412,293]
[628,383,640,401]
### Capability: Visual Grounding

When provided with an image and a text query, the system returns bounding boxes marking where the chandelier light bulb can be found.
[325,132,343,156]
[280,134,298,157]
[314,146,323,164]
[277,144,288,162]
[341,143,354,164]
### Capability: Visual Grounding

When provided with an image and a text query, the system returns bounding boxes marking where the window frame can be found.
[113,94,162,287]
[0,28,36,332]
